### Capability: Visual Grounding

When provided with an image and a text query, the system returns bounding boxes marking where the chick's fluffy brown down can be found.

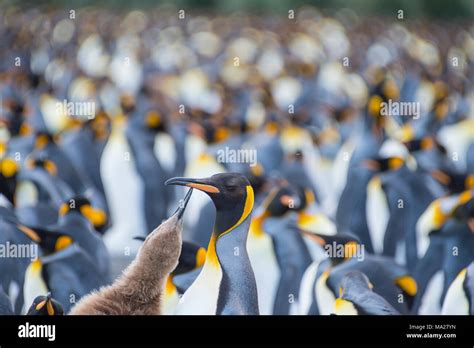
[69,214,182,315]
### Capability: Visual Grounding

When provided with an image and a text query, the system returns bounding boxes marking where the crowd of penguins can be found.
[0,5,473,315]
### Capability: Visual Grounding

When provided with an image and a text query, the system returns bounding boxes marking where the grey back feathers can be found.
[0,288,13,315]
[340,271,400,315]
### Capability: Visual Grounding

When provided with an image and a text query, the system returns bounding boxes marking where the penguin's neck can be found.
[213,215,259,315]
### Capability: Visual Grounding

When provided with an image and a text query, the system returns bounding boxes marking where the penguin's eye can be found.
[225,185,237,192]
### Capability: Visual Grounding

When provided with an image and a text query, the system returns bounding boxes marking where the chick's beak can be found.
[174,188,194,220]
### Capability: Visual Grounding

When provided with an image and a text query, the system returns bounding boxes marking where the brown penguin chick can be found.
[69,189,193,315]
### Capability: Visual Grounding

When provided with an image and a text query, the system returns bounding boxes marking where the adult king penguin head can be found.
[166,173,254,238]
[27,293,64,316]
[165,173,259,315]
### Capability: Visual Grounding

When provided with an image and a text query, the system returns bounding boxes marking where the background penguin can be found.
[333,271,400,315]
[297,232,361,315]
[22,241,105,314]
[413,191,474,314]
[31,197,110,278]
[364,155,438,268]
[126,110,171,233]
[101,111,146,257]
[179,122,227,245]
[28,131,88,197]
[59,120,109,204]
[247,189,281,315]
[248,184,313,314]
[26,293,64,315]
[324,255,417,314]
[166,173,259,315]
[441,262,474,315]
[0,212,41,313]
[0,155,19,206]
[69,189,193,315]
[300,231,417,315]
[335,161,376,253]
[14,155,73,209]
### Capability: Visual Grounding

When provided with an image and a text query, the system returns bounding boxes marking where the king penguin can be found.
[248,184,313,315]
[166,173,259,315]
[333,271,400,315]
[441,262,474,315]
[101,113,146,256]
[26,293,64,315]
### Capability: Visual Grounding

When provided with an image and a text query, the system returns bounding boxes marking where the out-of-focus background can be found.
[0,0,473,315]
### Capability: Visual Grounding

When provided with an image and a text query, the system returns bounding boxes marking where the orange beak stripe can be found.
[36,300,46,311]
[186,183,220,193]
[17,225,41,243]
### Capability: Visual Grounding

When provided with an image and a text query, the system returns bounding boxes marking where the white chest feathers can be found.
[316,272,336,315]
[101,129,145,255]
[366,176,389,254]
[441,269,470,315]
[247,229,280,315]
[174,258,222,315]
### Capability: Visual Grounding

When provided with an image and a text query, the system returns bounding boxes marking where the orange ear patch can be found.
[36,300,46,311]
[280,195,294,207]
[46,300,55,315]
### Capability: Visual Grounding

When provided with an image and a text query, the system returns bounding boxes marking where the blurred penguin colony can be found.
[0,4,474,316]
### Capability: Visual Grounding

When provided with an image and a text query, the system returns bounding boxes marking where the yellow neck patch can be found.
[165,276,177,296]
[59,203,69,216]
[465,176,474,190]
[304,189,316,206]
[388,157,404,170]
[80,205,107,227]
[250,211,269,238]
[298,211,318,227]
[395,275,417,296]
[145,111,161,128]
[368,95,383,116]
[205,233,220,267]
[195,247,206,268]
[1,158,18,177]
[334,298,358,315]
[55,235,73,251]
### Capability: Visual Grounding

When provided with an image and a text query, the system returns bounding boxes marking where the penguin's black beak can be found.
[174,188,194,220]
[165,176,220,194]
